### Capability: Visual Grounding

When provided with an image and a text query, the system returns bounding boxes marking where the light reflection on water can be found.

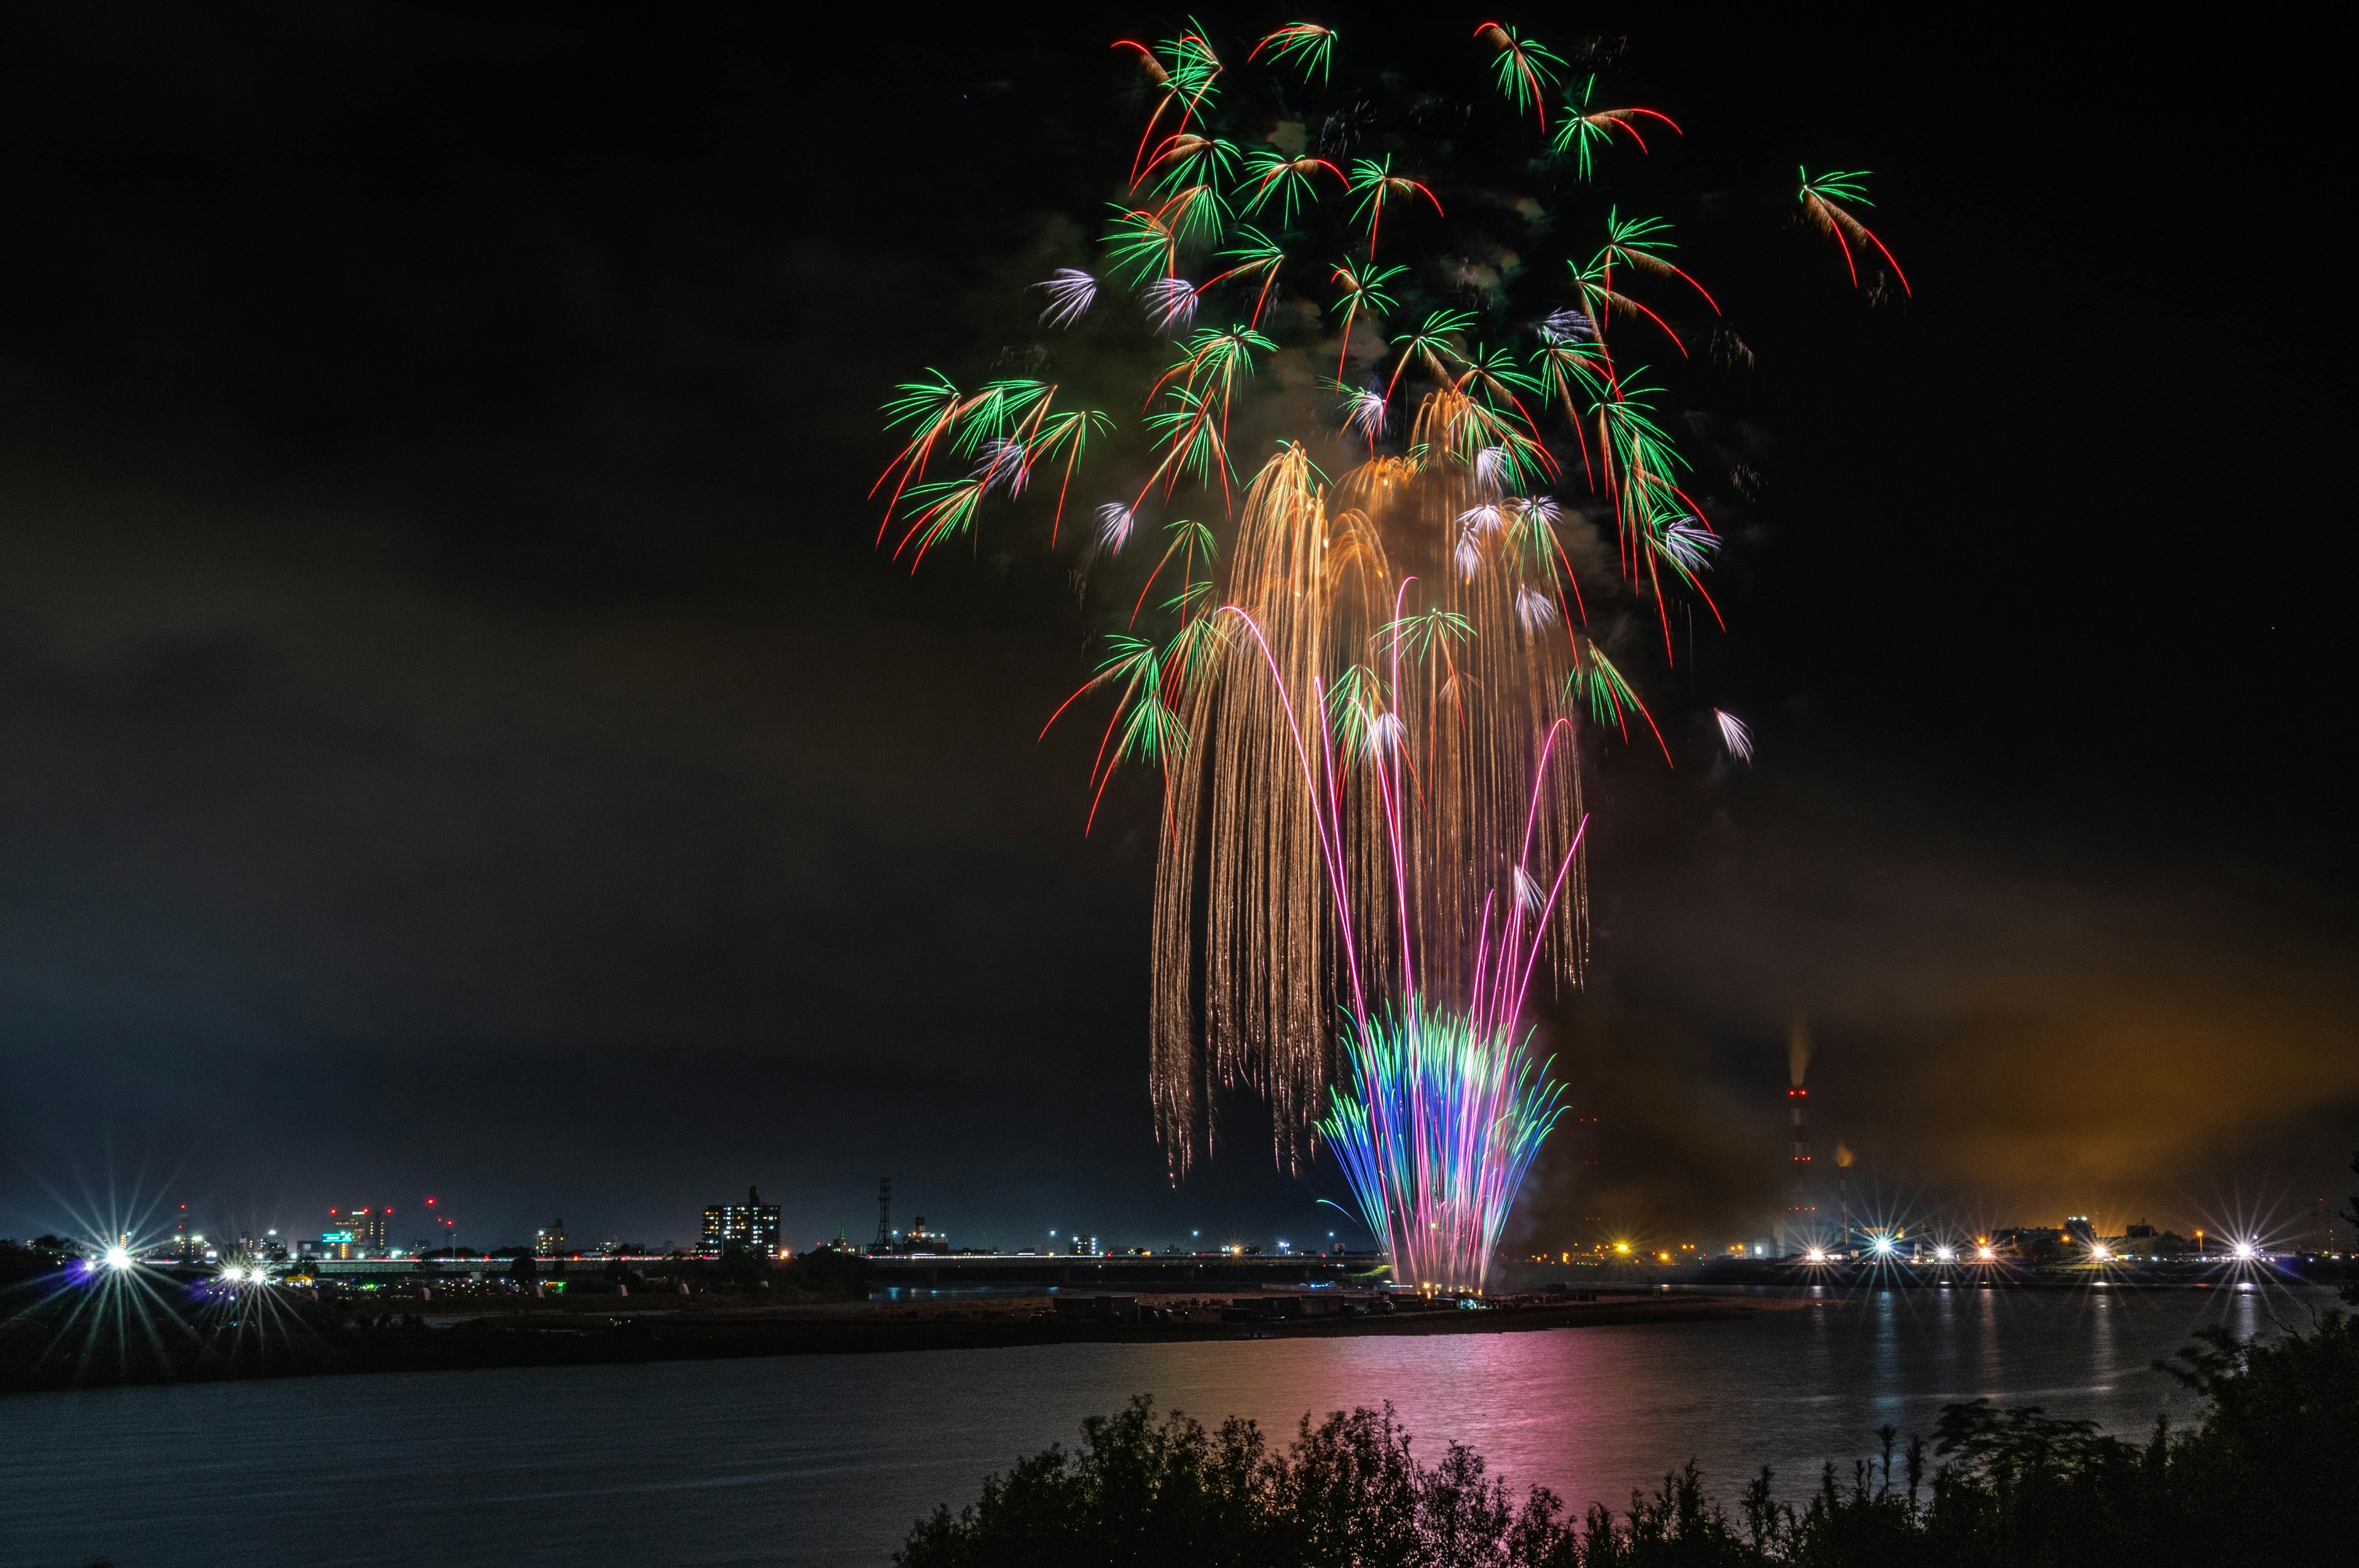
[0,1284,2320,1568]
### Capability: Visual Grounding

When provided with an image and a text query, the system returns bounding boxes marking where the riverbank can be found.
[0,1286,1770,1393]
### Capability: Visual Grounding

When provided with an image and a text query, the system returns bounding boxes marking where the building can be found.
[534,1220,568,1258]
[702,1186,781,1257]
[238,1232,288,1263]
[330,1207,390,1258]
[902,1217,950,1255]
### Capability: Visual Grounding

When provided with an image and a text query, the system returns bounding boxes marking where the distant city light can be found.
[102,1246,132,1271]
[2090,1243,2112,1261]
[1870,1235,1895,1257]
[1976,1246,1995,1261]
[1805,1248,1829,1263]
[2231,1239,2258,1260]
[1934,1245,1955,1262]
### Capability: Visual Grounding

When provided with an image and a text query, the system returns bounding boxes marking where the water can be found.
[0,1284,2325,1567]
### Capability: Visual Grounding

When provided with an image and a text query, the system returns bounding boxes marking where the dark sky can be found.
[1,4,2350,1256]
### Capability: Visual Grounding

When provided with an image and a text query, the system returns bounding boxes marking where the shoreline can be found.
[0,1290,1760,1396]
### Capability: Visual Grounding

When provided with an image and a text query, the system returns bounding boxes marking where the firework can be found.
[1328,259,1405,383]
[1348,155,1442,259]
[1552,75,1681,179]
[1798,168,1912,294]
[1474,22,1567,130]
[1321,1004,1566,1292]
[1033,268,1098,328]
[1250,23,1336,83]
[1240,147,1344,225]
[1715,708,1753,763]
[870,21,1903,1289]
[1141,275,1202,332]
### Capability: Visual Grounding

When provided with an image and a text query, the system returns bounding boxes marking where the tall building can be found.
[702,1186,781,1257]
[329,1207,390,1258]
[534,1219,568,1258]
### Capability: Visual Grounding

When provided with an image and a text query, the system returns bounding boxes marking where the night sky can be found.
[1,5,2349,1256]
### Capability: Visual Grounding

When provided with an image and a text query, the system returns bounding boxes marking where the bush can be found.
[780,1247,871,1301]
[899,1311,2358,1567]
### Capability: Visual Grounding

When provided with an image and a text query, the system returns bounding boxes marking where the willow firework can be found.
[871,18,1901,1288]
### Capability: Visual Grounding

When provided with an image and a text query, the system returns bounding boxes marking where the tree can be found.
[715,1244,770,1289]
[781,1247,871,1301]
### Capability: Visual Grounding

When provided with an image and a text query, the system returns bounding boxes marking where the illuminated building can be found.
[329,1207,390,1258]
[702,1185,781,1257]
[534,1219,568,1258]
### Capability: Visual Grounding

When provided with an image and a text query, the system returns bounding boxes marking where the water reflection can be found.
[0,1284,2333,1568]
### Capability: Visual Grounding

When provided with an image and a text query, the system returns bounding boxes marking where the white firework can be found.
[1519,494,1562,527]
[1661,517,1719,574]
[1142,276,1200,332]
[1514,864,1545,915]
[976,437,1030,497]
[1453,526,1485,580]
[1033,268,1097,329]
[1343,388,1388,440]
[1455,501,1504,537]
[1473,445,1511,492]
[1514,585,1559,631]
[1096,502,1136,555]
[1361,711,1406,758]
[1714,709,1753,764]
[1540,307,1595,341]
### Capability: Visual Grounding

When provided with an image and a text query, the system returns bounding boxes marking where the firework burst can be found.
[870,21,1903,1289]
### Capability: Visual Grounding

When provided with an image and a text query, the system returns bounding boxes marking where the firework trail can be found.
[870,21,1903,1289]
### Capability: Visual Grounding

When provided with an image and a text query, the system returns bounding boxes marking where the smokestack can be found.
[1784,1020,1814,1254]
[1836,1143,1854,1251]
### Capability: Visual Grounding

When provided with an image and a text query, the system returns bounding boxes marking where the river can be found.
[0,1282,2329,1567]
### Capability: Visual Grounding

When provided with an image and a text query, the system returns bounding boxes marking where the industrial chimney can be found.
[1783,1018,1815,1254]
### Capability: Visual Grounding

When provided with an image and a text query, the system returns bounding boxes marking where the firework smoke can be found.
[1788,1015,1815,1088]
